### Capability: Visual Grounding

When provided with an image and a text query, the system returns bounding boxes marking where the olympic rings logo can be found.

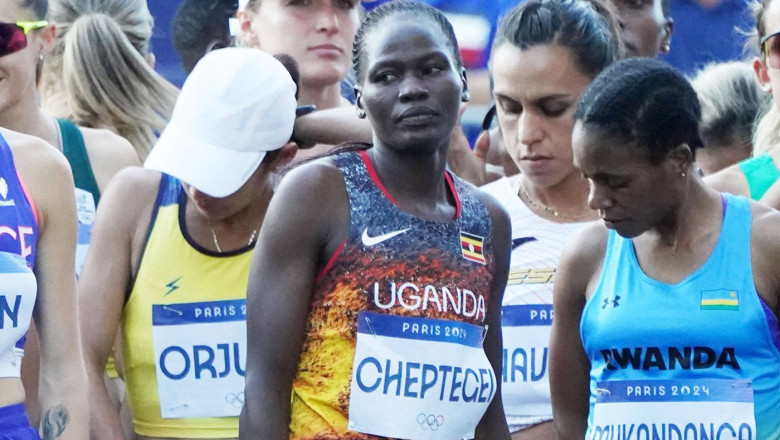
[417,413,444,431]
[225,392,245,408]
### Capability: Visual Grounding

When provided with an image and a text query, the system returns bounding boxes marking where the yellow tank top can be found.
[123,175,251,438]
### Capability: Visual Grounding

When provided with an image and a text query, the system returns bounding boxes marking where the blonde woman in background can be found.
[691,61,762,175]
[705,0,780,198]
[40,0,179,161]
[33,1,175,437]
[237,0,358,110]
[237,0,360,159]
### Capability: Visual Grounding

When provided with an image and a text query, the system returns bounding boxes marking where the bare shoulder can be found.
[278,157,347,206]
[559,221,610,298]
[100,166,164,208]
[2,127,66,169]
[703,164,749,197]
[749,200,780,311]
[79,127,139,163]
[759,179,780,209]
[566,221,609,262]
[78,127,141,191]
[750,200,780,255]
[470,183,511,233]
[94,167,165,262]
[1,127,72,203]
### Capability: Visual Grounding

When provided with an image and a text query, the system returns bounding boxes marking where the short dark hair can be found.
[352,1,463,84]
[575,57,703,164]
[22,0,48,19]
[172,0,238,73]
[492,0,622,79]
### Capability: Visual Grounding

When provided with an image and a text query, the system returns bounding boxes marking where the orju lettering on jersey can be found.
[159,342,245,381]
[0,294,21,329]
[601,347,740,371]
[372,281,486,322]
[354,357,495,404]
[591,422,753,440]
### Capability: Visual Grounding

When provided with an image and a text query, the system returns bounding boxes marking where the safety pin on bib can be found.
[481,325,489,345]
[364,315,377,336]
[162,305,183,316]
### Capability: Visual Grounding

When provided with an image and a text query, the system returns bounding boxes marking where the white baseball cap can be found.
[145,47,297,198]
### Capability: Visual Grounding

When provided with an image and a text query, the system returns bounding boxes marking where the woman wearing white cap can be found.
[78,48,299,440]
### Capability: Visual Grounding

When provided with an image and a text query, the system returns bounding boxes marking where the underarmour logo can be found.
[361,227,410,247]
[164,277,183,296]
[602,295,621,309]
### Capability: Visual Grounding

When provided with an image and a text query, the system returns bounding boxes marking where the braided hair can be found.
[575,57,703,164]
[492,0,622,79]
[352,1,463,84]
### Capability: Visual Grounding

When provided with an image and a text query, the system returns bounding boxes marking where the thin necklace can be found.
[208,220,260,253]
[519,183,593,221]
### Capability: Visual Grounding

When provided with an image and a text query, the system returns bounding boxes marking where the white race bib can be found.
[348,312,495,440]
[590,379,756,440]
[501,304,552,417]
[151,299,246,418]
[74,188,95,276]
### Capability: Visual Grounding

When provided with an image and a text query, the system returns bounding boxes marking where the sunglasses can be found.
[762,29,780,69]
[0,20,48,58]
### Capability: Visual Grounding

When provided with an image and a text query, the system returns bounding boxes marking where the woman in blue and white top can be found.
[551,57,780,440]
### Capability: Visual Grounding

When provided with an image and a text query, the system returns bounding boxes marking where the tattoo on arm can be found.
[41,405,70,440]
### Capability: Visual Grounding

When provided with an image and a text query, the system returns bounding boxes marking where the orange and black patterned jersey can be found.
[290,150,498,440]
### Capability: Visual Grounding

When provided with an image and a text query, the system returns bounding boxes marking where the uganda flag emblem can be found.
[460,231,486,265]
[700,289,739,311]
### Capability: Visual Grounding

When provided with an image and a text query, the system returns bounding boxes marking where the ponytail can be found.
[42,0,178,160]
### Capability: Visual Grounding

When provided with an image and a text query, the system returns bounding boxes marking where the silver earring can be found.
[681,172,686,177]
[462,90,470,102]
[357,108,366,119]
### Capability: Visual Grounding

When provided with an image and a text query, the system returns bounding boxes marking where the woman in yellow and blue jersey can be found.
[78,48,299,440]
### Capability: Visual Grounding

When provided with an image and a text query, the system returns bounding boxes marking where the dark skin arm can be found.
[239,160,349,439]
[549,222,608,440]
[749,202,780,318]
[473,191,512,440]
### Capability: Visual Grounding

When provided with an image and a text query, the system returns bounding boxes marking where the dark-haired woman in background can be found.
[239,2,511,439]
[550,57,780,440]
[477,1,621,438]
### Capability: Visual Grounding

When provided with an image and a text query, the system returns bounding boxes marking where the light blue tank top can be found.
[581,194,780,439]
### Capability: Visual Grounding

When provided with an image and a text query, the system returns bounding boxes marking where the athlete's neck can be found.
[0,98,59,150]
[188,178,276,252]
[648,176,723,250]
[298,81,348,110]
[367,146,454,222]
[520,171,596,222]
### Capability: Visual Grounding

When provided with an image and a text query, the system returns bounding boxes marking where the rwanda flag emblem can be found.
[700,289,739,311]
[460,231,486,265]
